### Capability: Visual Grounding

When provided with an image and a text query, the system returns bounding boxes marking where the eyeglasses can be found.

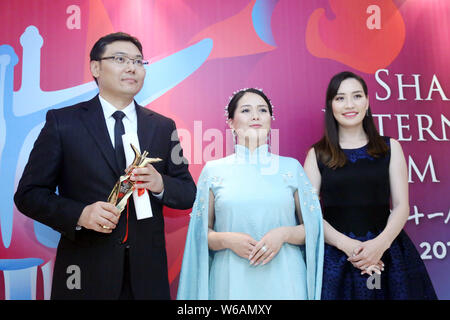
[99,55,149,67]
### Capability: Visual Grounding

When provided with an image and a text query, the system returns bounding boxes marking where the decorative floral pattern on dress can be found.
[322,229,437,299]
[281,172,293,183]
[189,174,224,219]
[343,146,374,163]
[209,176,224,186]
[190,177,207,218]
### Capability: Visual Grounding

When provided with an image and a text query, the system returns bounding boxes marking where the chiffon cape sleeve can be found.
[294,161,324,300]
[177,160,324,300]
[177,163,213,299]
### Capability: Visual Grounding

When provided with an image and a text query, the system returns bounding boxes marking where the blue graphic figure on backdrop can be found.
[0,26,212,299]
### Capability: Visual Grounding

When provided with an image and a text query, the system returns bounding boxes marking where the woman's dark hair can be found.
[90,32,143,84]
[313,71,388,169]
[227,88,273,119]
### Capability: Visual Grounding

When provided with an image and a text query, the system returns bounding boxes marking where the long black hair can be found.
[313,71,388,169]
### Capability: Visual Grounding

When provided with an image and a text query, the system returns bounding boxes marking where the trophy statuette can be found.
[108,144,162,213]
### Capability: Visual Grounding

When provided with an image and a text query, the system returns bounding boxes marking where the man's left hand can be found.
[129,164,164,194]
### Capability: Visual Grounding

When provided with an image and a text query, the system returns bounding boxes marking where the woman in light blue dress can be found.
[177,88,323,300]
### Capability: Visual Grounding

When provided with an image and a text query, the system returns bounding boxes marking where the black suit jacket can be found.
[14,95,196,299]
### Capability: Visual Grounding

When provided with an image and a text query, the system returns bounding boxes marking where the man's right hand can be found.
[77,202,121,233]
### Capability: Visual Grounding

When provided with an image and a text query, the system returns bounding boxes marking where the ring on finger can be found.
[102,225,110,230]
[261,245,267,253]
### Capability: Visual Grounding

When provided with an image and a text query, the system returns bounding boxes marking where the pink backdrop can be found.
[0,0,448,299]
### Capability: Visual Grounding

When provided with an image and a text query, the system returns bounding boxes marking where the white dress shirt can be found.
[99,95,137,149]
[75,96,164,230]
[98,95,164,199]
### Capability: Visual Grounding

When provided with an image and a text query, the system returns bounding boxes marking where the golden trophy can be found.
[108,144,162,213]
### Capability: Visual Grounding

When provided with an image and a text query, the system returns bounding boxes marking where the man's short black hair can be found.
[90,32,143,61]
[90,32,143,84]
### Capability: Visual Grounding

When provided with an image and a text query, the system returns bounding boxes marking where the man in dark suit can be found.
[14,32,196,299]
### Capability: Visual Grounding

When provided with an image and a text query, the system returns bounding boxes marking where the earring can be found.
[232,129,237,145]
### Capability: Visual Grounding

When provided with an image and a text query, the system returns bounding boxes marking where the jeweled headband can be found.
[224,87,275,120]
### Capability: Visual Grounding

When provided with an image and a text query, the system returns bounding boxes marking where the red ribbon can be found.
[135,181,145,196]
[122,198,130,243]
[121,170,146,243]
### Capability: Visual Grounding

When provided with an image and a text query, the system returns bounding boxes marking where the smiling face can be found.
[90,40,146,107]
[228,92,272,147]
[331,78,369,129]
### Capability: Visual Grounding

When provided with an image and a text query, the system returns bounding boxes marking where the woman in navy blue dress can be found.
[304,71,437,299]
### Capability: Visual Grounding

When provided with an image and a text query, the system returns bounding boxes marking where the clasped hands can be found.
[77,164,163,233]
[226,229,389,276]
[227,228,287,266]
[342,237,388,276]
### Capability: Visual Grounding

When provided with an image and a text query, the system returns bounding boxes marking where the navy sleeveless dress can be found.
[318,137,437,299]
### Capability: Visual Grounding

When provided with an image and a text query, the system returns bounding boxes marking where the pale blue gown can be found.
[177,144,323,300]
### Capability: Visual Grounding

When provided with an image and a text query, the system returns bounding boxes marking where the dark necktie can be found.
[112,111,126,173]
